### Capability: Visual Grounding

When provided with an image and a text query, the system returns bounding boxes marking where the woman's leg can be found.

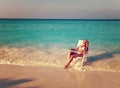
[64,52,83,69]
[65,51,74,68]
[67,50,74,60]
[64,55,74,69]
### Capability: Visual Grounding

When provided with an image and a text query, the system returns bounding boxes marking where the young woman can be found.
[64,40,89,69]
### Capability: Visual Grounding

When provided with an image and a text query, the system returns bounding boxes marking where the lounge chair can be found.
[73,40,89,68]
[64,40,89,69]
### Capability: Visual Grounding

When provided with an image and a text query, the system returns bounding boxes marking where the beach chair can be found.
[73,40,89,68]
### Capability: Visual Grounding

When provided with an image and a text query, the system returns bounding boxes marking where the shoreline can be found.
[0,64,120,88]
[0,46,120,73]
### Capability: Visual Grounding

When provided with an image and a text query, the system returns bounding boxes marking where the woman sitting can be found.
[64,40,89,69]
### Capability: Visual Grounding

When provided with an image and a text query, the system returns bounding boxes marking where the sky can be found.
[0,0,120,19]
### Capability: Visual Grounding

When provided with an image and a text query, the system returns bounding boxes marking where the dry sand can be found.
[0,64,120,88]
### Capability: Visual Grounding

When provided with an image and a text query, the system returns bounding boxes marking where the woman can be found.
[64,40,89,69]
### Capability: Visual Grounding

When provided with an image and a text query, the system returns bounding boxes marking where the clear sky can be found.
[0,0,120,19]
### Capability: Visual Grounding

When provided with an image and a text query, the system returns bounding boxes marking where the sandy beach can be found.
[0,64,120,88]
[0,19,120,88]
[0,47,120,88]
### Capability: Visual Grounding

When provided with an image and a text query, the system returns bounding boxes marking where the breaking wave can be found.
[0,46,120,72]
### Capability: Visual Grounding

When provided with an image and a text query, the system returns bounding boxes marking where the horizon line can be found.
[0,18,120,20]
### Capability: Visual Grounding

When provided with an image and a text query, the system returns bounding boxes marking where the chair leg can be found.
[81,55,87,68]
[80,57,84,68]
[80,56,87,68]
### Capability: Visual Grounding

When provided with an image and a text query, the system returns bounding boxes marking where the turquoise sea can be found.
[0,19,120,71]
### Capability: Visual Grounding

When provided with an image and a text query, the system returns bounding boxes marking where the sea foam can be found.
[0,46,120,72]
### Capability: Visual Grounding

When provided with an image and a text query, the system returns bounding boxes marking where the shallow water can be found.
[0,19,120,72]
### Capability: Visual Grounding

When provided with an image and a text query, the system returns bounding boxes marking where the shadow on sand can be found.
[0,78,39,88]
[87,50,120,63]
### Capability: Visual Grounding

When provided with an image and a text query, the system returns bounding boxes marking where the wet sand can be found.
[0,64,120,88]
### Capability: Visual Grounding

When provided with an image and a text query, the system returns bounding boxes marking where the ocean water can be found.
[0,19,120,72]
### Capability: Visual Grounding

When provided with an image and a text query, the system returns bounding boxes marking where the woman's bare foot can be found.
[64,65,68,69]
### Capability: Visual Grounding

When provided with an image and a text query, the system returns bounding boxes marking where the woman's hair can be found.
[84,40,89,51]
